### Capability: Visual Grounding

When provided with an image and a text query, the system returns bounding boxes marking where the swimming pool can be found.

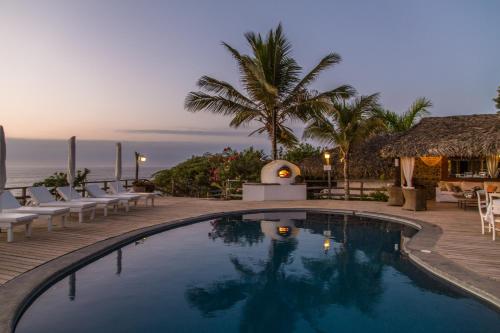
[15,211,500,332]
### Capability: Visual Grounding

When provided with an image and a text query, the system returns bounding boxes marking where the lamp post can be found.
[134,152,147,181]
[324,152,332,198]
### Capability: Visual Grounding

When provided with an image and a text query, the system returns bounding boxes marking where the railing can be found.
[5,178,145,205]
[169,178,390,200]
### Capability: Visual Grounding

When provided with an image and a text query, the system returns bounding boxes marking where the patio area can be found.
[0,197,498,285]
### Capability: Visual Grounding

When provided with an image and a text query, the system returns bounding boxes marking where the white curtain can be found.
[486,155,499,178]
[401,157,415,188]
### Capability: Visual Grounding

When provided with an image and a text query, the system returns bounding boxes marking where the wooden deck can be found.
[0,197,499,287]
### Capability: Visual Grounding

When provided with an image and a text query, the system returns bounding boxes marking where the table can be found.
[457,197,478,210]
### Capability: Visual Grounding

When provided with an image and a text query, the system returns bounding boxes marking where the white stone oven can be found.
[242,160,307,201]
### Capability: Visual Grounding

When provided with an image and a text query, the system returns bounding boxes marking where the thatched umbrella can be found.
[115,142,122,181]
[67,137,76,199]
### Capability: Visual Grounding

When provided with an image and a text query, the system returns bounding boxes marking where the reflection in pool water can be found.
[16,212,500,333]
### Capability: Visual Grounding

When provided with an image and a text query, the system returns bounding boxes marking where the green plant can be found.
[282,143,322,164]
[373,97,432,133]
[152,147,266,197]
[303,94,382,200]
[33,168,90,188]
[185,24,353,160]
[370,190,389,202]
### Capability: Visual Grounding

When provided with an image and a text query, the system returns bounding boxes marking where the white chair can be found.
[1,191,69,231]
[109,181,156,207]
[486,193,500,241]
[85,184,141,212]
[0,212,38,242]
[29,186,96,223]
[56,186,121,216]
[476,190,490,235]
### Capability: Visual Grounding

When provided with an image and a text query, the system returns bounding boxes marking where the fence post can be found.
[360,181,364,198]
[103,181,108,191]
[81,183,86,197]
[21,187,27,205]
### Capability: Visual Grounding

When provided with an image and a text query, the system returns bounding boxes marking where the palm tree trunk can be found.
[271,108,278,160]
[343,152,350,200]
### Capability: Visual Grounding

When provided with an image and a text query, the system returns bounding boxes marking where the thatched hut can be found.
[381,114,500,199]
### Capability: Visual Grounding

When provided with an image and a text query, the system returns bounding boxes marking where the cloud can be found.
[117,128,252,137]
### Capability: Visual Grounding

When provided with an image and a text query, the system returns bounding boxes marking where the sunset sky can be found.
[1,0,499,145]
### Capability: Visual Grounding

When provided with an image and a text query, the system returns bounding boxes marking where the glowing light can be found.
[277,226,291,236]
[323,238,331,252]
[139,156,147,162]
[420,156,441,167]
[277,166,291,178]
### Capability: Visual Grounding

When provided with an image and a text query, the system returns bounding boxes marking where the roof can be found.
[381,114,500,158]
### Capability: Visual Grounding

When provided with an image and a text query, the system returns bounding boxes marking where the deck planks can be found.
[0,197,499,287]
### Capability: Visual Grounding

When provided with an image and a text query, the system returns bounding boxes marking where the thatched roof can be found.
[381,114,500,158]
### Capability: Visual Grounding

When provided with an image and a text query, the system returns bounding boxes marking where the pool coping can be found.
[1,208,499,332]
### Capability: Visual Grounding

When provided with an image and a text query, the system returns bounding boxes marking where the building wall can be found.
[413,158,442,199]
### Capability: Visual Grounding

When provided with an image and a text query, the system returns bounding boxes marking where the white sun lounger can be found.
[29,186,96,223]
[85,184,141,212]
[109,181,157,207]
[1,191,70,231]
[56,186,121,216]
[0,212,38,242]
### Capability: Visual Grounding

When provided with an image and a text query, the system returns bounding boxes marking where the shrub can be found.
[33,168,90,188]
[153,147,266,197]
[370,190,388,202]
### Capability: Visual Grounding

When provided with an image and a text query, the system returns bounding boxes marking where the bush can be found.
[33,168,90,188]
[153,147,267,197]
[370,190,389,202]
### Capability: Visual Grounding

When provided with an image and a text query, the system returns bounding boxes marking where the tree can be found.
[303,94,382,200]
[373,97,432,133]
[185,24,353,160]
[493,86,500,113]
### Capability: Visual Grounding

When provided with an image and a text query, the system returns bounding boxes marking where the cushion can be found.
[461,182,483,191]
[445,183,455,192]
[487,185,498,193]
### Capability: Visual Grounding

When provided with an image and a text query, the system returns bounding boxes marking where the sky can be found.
[1,0,499,166]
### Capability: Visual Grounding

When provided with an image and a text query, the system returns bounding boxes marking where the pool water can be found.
[16,211,500,333]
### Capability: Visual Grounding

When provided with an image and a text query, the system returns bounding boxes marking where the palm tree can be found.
[185,24,353,160]
[303,94,382,200]
[374,97,432,133]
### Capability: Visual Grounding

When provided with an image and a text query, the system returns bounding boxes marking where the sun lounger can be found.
[109,181,157,206]
[0,212,38,242]
[28,186,96,223]
[56,186,121,216]
[85,184,141,212]
[1,191,70,231]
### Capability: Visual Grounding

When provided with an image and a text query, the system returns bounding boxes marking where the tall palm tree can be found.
[185,24,353,160]
[303,94,382,200]
[374,97,432,133]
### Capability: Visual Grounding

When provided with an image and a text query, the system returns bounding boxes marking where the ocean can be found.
[6,165,164,188]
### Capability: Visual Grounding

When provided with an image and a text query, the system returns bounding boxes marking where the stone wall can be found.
[413,158,442,199]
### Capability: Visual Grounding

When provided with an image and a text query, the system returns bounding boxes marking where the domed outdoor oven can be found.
[242,160,307,201]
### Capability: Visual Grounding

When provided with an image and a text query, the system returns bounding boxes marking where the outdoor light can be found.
[323,151,332,198]
[394,158,399,167]
[135,152,147,181]
[324,152,331,163]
